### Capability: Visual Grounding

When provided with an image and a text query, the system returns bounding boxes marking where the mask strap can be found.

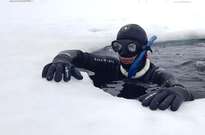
[128,35,157,78]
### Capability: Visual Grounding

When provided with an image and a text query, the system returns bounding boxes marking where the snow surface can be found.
[1,0,205,135]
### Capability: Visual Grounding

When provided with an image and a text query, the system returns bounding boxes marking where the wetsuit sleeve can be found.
[53,50,120,72]
[150,68,179,87]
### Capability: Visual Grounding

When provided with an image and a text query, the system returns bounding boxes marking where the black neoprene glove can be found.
[138,86,193,111]
[42,54,83,82]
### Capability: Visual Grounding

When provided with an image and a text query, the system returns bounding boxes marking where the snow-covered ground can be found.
[1,0,205,135]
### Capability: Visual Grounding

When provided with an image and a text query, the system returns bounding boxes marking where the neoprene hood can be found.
[117,24,148,45]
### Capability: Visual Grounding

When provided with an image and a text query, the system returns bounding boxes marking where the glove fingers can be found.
[149,91,169,110]
[158,94,175,110]
[63,64,71,82]
[138,93,149,102]
[42,63,52,78]
[54,63,64,82]
[170,96,183,111]
[141,92,157,107]
[46,64,56,81]
[71,68,83,80]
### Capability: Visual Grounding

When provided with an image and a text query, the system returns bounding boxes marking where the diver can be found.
[42,24,204,111]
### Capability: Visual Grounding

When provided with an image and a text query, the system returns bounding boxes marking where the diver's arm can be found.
[151,68,182,87]
[150,68,194,101]
[56,50,120,72]
[138,67,194,111]
[42,49,119,82]
[151,68,205,100]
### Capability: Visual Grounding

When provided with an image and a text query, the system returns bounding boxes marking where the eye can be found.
[128,43,137,52]
[112,42,122,52]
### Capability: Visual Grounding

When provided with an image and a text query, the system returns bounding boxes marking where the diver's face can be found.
[111,40,142,66]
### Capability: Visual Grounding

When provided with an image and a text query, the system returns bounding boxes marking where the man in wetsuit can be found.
[42,24,202,111]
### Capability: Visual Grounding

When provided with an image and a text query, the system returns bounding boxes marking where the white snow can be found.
[1,0,205,135]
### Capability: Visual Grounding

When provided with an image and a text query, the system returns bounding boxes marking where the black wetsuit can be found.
[52,46,205,100]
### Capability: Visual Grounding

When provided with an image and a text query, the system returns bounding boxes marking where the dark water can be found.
[151,39,205,92]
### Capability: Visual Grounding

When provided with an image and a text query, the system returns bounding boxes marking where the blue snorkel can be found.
[128,35,157,78]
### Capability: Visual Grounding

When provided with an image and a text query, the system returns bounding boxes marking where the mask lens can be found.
[128,43,137,52]
[112,41,122,52]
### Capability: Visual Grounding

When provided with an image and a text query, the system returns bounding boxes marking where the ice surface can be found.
[1,0,205,135]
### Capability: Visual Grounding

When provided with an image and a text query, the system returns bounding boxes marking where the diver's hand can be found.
[42,62,83,82]
[138,86,192,111]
